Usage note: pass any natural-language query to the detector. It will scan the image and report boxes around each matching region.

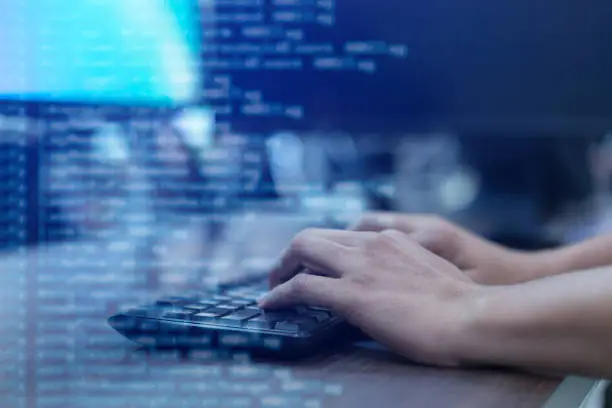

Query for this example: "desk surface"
[0,223,568,408]
[3,329,564,408]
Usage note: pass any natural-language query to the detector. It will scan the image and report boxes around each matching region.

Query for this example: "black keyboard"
[108,283,348,357]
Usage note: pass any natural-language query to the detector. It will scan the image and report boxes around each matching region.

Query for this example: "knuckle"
[357,212,394,230]
[436,228,456,245]
[363,232,389,251]
[413,219,458,255]
[373,229,401,247]
[349,271,376,288]
[291,230,316,253]
[380,228,407,241]
[430,222,456,244]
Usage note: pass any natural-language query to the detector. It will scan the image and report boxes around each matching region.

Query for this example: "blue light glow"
[0,0,202,105]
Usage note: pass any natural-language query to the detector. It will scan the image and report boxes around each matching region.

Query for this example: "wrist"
[448,280,571,369]
[529,248,573,278]
[437,282,493,366]
[504,249,570,284]
[446,284,510,367]
[464,250,565,286]
[448,270,612,377]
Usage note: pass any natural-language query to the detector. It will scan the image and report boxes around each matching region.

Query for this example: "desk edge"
[541,376,602,408]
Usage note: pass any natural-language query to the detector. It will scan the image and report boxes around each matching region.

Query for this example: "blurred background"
[1,0,612,406]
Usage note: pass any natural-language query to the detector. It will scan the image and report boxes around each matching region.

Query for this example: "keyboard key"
[274,322,300,333]
[183,304,212,312]
[230,299,256,306]
[262,310,295,322]
[221,310,261,327]
[244,310,306,331]
[294,316,319,329]
[244,315,274,330]
[309,311,331,323]
[296,307,331,323]
[277,316,318,333]
[193,308,232,320]
[228,301,251,308]
[216,303,242,311]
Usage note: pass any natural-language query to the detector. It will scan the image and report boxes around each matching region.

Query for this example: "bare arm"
[458,266,612,378]
[541,234,612,277]
[353,212,612,285]
[262,227,612,378]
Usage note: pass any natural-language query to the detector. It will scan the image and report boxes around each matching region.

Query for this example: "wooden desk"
[297,350,560,408]
[0,238,565,408]
[4,319,563,408]
[252,345,563,408]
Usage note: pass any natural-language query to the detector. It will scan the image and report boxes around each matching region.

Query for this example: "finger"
[268,230,355,288]
[259,274,351,312]
[407,229,460,263]
[354,213,444,238]
[352,213,431,233]
[379,229,437,255]
[350,212,398,232]
[379,228,414,244]
[298,228,378,247]
[385,229,470,281]
[380,227,456,263]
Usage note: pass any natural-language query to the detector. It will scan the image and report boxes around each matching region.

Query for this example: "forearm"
[455,267,612,378]
[537,234,612,278]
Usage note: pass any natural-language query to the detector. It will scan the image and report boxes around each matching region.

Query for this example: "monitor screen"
[0,0,203,106]
[220,0,612,134]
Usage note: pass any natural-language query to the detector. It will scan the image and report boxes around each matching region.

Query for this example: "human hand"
[351,212,557,285]
[259,228,481,367]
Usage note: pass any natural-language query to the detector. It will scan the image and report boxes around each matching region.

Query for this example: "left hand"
[259,228,482,366]
[351,212,556,285]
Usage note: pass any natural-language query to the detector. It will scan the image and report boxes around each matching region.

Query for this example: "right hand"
[260,228,482,367]
[352,212,558,285]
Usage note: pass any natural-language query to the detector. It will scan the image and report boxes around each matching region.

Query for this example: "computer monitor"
[0,0,215,250]
[2,0,609,134]
[223,0,612,135]
[0,0,204,107]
